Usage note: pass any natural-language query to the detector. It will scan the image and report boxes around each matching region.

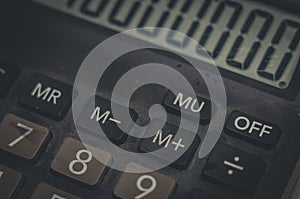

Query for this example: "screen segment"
[34,0,300,89]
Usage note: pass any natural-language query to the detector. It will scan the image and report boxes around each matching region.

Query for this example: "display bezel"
[32,0,300,100]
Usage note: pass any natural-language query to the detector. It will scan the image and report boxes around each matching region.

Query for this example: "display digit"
[80,0,108,17]
[227,10,273,70]
[272,20,300,51]
[197,1,242,58]
[197,0,212,19]
[109,0,141,27]
[258,19,300,82]
[67,0,77,8]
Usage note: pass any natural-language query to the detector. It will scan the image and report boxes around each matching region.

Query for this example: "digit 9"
[135,175,157,199]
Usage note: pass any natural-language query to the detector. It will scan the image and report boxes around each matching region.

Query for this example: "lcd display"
[34,0,300,89]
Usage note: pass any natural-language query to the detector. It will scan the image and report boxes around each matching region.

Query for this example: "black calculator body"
[0,0,299,199]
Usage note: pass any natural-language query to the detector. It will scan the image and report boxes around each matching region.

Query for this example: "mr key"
[18,73,72,120]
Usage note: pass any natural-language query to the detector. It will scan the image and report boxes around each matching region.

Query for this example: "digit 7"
[8,123,34,147]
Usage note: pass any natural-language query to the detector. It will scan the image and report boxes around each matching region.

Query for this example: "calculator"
[0,0,299,199]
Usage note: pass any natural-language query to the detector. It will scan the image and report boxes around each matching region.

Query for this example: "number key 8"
[51,138,111,187]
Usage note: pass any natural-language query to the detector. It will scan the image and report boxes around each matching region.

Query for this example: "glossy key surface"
[0,165,22,199]
[113,163,176,199]
[0,114,50,160]
[51,138,111,188]
[31,183,81,199]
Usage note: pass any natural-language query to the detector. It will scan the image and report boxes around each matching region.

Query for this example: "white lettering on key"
[31,83,51,100]
[190,99,205,113]
[109,118,121,124]
[91,107,110,124]
[152,130,185,151]
[260,125,272,137]
[47,89,62,104]
[135,175,157,199]
[249,121,262,133]
[51,194,66,199]
[173,93,192,109]
[234,116,273,138]
[234,116,250,130]
[69,149,92,175]
[224,156,244,175]
[31,83,62,104]
[171,138,185,151]
[90,107,121,124]
[152,130,173,148]
[173,92,205,113]
[8,123,34,147]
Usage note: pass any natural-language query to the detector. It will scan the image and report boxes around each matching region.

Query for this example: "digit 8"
[69,149,93,175]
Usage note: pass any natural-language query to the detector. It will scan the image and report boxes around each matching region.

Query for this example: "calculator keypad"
[0,114,50,160]
[0,56,291,198]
